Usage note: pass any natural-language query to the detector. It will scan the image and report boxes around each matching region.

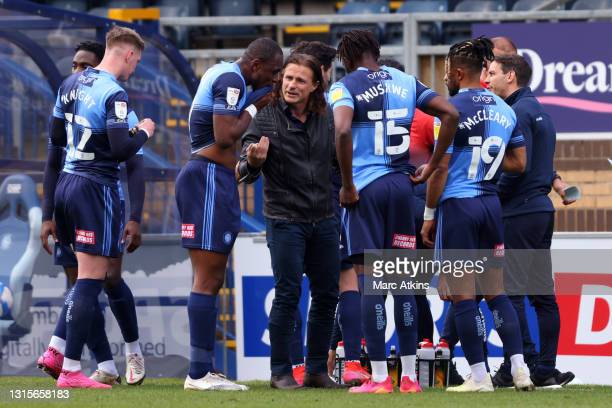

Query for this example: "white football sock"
[125,340,142,356]
[470,362,488,383]
[400,355,417,381]
[49,336,66,354]
[62,357,81,372]
[98,360,119,376]
[510,354,528,376]
[370,360,389,383]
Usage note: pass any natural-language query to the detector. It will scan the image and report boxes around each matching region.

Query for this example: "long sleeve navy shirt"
[498,87,556,217]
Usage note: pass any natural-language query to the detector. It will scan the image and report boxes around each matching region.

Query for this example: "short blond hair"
[106,26,145,51]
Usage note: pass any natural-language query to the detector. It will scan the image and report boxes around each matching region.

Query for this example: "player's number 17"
[368,108,410,156]
[64,112,94,161]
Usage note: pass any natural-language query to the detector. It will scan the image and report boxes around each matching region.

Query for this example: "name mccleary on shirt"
[459,108,513,131]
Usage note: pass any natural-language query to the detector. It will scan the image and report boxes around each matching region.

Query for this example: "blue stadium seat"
[388,1,448,45]
[103,0,144,8]
[154,0,200,16]
[571,0,612,9]
[208,0,258,37]
[512,0,563,10]
[445,0,507,45]
[0,175,40,344]
[330,1,390,47]
[48,0,88,12]
[454,0,507,11]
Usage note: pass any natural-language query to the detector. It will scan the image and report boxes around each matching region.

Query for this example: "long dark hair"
[274,53,327,115]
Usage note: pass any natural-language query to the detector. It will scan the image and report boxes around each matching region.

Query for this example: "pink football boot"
[37,347,64,379]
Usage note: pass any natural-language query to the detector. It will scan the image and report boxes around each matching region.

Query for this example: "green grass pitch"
[1,377,611,408]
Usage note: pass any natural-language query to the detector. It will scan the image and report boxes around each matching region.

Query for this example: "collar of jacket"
[278,97,312,131]
[504,86,534,106]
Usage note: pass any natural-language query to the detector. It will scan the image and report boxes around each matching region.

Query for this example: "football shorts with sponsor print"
[329,65,438,258]
[54,172,125,257]
[342,172,416,259]
[175,156,240,254]
[53,110,140,266]
[51,67,137,258]
[177,61,247,253]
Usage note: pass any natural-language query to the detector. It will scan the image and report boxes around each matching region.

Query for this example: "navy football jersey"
[52,67,134,186]
[188,62,247,153]
[329,66,438,191]
[441,88,525,202]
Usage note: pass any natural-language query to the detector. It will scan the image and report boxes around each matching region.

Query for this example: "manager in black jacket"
[487,54,574,388]
[237,53,341,390]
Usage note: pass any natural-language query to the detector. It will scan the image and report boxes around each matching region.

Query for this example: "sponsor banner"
[473,22,612,135]
[235,234,612,384]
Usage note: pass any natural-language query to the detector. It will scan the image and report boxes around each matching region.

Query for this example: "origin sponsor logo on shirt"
[75,229,96,245]
[182,224,195,239]
[392,234,416,249]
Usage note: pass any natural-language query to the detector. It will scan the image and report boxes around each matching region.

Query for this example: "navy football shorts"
[435,194,505,267]
[54,172,125,258]
[175,156,240,254]
[343,172,416,261]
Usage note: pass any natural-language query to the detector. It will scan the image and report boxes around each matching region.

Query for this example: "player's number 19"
[467,136,505,180]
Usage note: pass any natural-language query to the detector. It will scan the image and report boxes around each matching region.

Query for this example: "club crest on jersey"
[115,101,128,120]
[226,87,240,106]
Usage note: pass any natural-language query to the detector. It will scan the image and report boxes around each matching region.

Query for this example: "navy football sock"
[394,295,418,356]
[361,294,386,361]
[105,279,139,343]
[188,292,217,379]
[289,309,304,366]
[53,288,73,340]
[64,279,103,361]
[453,299,485,365]
[487,295,522,357]
[87,303,113,364]
[338,291,361,360]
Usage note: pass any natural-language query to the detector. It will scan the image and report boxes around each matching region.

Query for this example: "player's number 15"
[368,108,410,156]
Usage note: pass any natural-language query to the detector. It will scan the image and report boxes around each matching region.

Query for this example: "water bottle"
[359,338,372,374]
[434,338,451,388]
[417,339,435,388]
[387,345,399,385]
[335,341,345,383]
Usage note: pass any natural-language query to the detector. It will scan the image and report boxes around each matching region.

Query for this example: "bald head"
[491,36,518,56]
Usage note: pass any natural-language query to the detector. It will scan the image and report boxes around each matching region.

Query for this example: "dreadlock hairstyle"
[337,29,380,71]
[447,36,495,74]
[274,53,327,115]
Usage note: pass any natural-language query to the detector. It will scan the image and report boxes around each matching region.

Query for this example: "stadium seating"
[512,0,564,10]
[104,0,144,8]
[0,175,40,346]
[208,0,258,38]
[48,0,88,12]
[330,1,390,46]
[387,1,448,45]
[445,0,507,44]
[571,0,612,9]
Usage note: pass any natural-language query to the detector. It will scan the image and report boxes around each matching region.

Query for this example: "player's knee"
[193,273,225,295]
